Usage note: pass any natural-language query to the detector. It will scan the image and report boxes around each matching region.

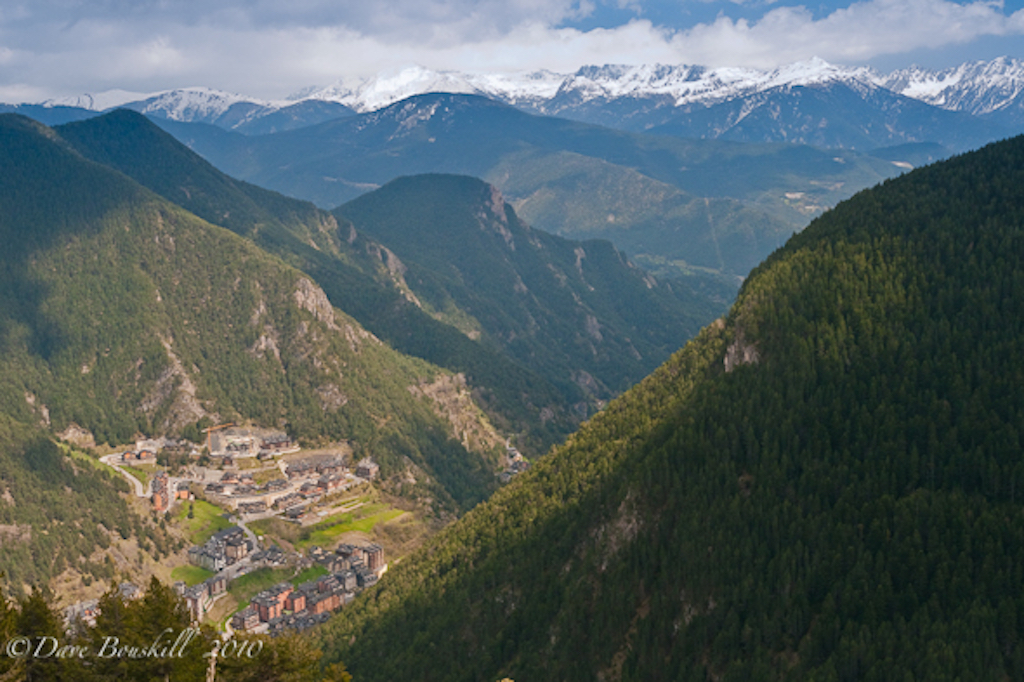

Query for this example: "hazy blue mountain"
[231,99,356,134]
[646,81,1003,151]
[116,88,356,134]
[0,103,97,126]
[335,174,721,402]
[148,93,906,281]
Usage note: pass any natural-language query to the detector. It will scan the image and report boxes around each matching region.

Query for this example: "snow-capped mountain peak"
[131,86,274,121]
[304,65,565,113]
[545,57,881,108]
[883,57,1024,115]
[305,66,480,113]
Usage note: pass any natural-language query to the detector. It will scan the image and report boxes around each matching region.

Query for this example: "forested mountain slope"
[317,134,1024,680]
[336,174,718,404]
[55,110,581,451]
[57,111,725,451]
[0,113,499,515]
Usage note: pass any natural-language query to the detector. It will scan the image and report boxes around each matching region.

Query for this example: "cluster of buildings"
[121,449,155,464]
[204,455,372,521]
[272,476,348,518]
[230,543,386,635]
[238,500,270,515]
[121,437,196,463]
[187,526,254,572]
[284,456,346,480]
[120,437,167,463]
[204,470,258,496]
[212,429,297,460]
[177,543,287,622]
[177,574,227,622]
[152,471,191,513]
[499,443,531,484]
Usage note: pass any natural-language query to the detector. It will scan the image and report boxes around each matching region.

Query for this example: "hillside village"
[109,427,379,518]
[60,422,532,638]
[64,425,399,636]
[178,525,387,635]
[229,543,386,635]
[66,539,388,637]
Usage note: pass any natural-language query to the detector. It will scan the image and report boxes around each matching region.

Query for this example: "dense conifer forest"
[313,135,1024,681]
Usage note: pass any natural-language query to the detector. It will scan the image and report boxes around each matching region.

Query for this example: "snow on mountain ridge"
[543,57,881,108]
[884,57,1024,115]
[305,66,564,112]
[17,56,1024,129]
[131,87,274,121]
[86,57,880,120]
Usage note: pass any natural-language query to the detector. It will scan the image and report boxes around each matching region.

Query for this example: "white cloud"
[0,0,1022,101]
[670,0,1024,67]
[0,83,51,103]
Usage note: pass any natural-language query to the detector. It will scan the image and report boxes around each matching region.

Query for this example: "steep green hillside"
[0,113,497,512]
[0,416,143,590]
[56,110,576,452]
[337,174,719,403]
[317,136,1024,680]
[58,111,727,452]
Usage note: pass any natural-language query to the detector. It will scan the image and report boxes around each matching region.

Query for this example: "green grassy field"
[63,445,106,470]
[298,507,405,550]
[227,567,293,605]
[247,517,282,538]
[174,499,233,545]
[171,565,215,586]
[292,565,329,585]
[120,464,151,489]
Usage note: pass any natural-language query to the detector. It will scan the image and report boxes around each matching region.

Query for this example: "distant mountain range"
[4,57,1017,307]
[143,92,907,282]
[7,57,1023,146]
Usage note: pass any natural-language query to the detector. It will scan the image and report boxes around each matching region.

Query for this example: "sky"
[0,0,1022,102]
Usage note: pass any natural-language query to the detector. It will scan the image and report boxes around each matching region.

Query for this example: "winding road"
[100,454,150,498]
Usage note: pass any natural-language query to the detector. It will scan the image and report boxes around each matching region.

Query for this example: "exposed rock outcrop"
[294,277,340,330]
[409,373,503,457]
[724,328,760,372]
[58,423,96,449]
